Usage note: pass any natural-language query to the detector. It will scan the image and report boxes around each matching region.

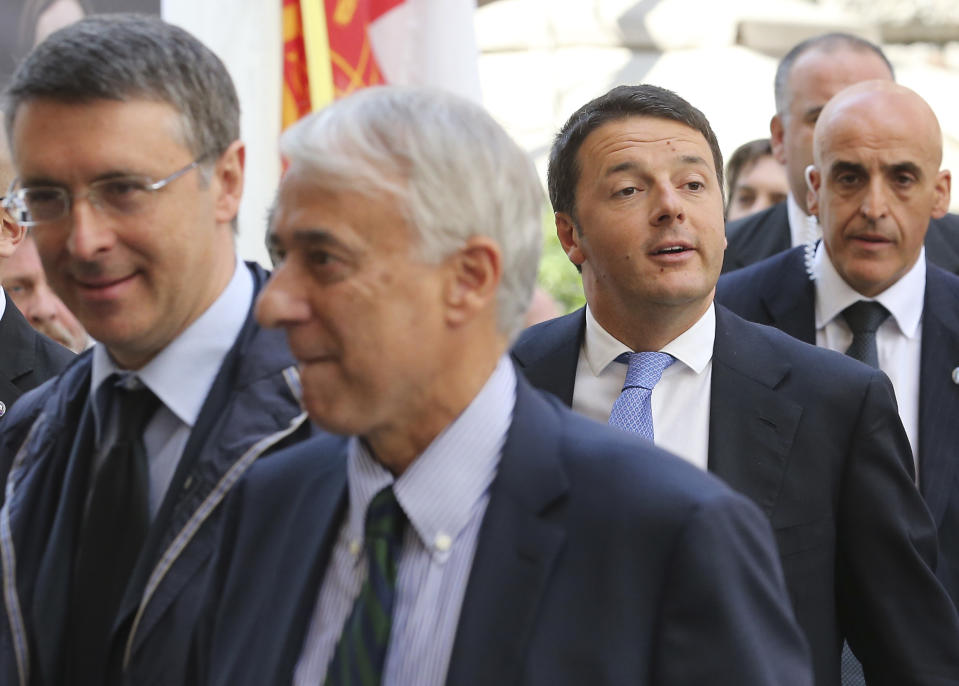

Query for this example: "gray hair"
[3,13,239,163]
[774,33,893,117]
[280,86,544,341]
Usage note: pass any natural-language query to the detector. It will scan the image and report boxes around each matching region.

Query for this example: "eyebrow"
[829,160,925,180]
[829,161,867,177]
[802,105,825,123]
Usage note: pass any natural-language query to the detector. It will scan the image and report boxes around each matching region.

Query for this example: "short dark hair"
[725,138,773,207]
[3,13,239,162]
[547,84,724,219]
[774,33,894,116]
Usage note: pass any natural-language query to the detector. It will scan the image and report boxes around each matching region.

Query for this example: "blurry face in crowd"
[726,154,789,222]
[556,116,726,328]
[10,97,243,369]
[4,233,88,352]
[256,168,453,441]
[771,46,893,214]
[808,84,950,297]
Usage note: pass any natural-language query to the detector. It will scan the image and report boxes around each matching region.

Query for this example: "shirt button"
[434,532,452,552]
[349,539,362,556]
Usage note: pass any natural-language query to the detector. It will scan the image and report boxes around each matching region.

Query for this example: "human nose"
[65,197,116,260]
[255,260,312,329]
[860,177,889,221]
[649,183,685,226]
[27,284,59,324]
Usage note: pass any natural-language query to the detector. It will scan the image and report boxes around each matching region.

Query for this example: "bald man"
[718,81,959,610]
[722,33,959,275]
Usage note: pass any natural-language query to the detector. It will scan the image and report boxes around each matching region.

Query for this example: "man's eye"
[614,187,638,197]
[100,179,146,199]
[686,181,704,191]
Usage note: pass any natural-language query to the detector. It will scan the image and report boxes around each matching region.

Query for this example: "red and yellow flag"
[281,0,405,130]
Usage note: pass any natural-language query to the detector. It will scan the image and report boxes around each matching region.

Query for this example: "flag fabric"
[282,0,481,129]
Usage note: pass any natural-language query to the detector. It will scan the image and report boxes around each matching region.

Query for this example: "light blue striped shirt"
[293,356,516,686]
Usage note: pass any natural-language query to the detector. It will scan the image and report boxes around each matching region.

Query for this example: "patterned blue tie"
[325,486,407,686]
[608,352,675,441]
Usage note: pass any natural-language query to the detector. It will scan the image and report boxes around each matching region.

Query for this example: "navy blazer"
[189,375,813,686]
[511,305,959,686]
[0,292,73,414]
[0,263,316,686]
[718,247,959,609]
[722,202,959,276]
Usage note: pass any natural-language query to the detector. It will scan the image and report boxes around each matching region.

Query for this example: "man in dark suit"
[513,83,959,685]
[0,204,73,413]
[188,86,812,686]
[718,80,959,611]
[722,32,959,275]
[0,16,313,686]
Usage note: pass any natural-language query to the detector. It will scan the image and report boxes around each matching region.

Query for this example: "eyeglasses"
[1,160,200,227]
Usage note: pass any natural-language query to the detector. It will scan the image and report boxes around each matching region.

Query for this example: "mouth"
[649,242,695,258]
[70,270,139,301]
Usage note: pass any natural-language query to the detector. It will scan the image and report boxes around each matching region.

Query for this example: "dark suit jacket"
[188,375,813,686]
[511,306,959,686]
[0,292,73,413]
[722,202,959,275]
[717,246,959,609]
[0,263,316,686]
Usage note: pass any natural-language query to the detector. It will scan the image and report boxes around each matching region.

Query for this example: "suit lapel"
[708,308,802,517]
[446,378,568,686]
[760,248,817,344]
[510,309,585,407]
[0,296,37,407]
[917,268,959,524]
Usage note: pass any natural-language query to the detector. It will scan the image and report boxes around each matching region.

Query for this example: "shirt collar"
[583,302,714,375]
[813,241,925,338]
[787,192,821,248]
[91,257,253,436]
[344,355,516,563]
[0,287,7,321]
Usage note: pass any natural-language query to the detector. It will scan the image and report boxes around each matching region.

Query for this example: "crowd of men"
[0,12,956,686]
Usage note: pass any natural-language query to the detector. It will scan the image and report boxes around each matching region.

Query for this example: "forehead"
[577,116,713,175]
[787,47,892,109]
[818,101,940,169]
[273,169,414,252]
[10,98,188,176]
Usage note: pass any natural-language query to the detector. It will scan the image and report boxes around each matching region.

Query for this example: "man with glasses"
[0,15,313,686]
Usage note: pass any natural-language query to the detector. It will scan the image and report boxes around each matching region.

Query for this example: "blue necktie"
[608,352,675,441]
[325,486,407,686]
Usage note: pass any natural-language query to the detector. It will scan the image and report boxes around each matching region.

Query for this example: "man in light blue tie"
[511,83,959,685]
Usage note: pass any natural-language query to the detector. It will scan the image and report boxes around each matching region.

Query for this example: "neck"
[365,344,504,476]
[590,293,713,352]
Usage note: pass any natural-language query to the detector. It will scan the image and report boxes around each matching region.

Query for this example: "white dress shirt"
[0,286,7,321]
[294,356,516,686]
[812,241,923,471]
[90,257,253,518]
[572,304,714,470]
[787,192,821,249]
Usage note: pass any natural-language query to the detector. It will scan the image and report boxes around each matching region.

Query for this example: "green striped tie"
[325,486,407,686]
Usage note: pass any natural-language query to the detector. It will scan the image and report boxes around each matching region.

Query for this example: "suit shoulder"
[240,432,348,499]
[716,246,807,312]
[33,329,76,374]
[551,400,750,516]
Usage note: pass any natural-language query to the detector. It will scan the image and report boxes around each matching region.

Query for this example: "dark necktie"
[68,378,159,683]
[325,486,407,686]
[839,301,888,685]
[608,351,675,441]
[842,301,890,368]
